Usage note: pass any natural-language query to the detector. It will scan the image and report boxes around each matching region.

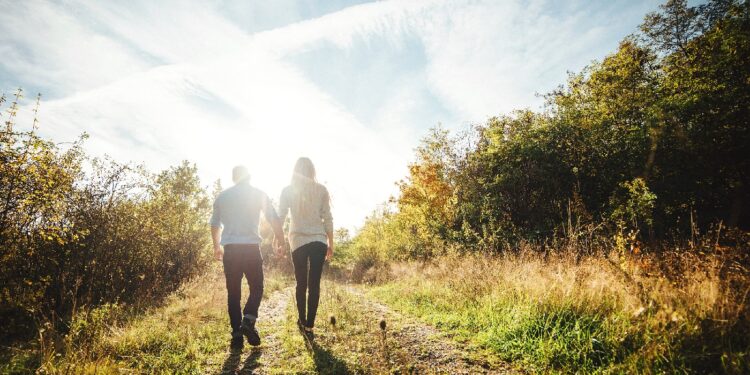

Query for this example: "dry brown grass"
[373,239,750,373]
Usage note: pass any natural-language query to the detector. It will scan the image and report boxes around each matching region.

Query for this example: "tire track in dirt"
[218,280,517,374]
[343,286,517,374]
[217,286,293,374]
[254,286,294,373]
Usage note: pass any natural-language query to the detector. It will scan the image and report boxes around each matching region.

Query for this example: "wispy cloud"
[0,0,149,95]
[0,0,658,228]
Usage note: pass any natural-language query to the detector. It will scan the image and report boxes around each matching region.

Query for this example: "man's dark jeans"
[223,244,263,333]
[292,241,327,328]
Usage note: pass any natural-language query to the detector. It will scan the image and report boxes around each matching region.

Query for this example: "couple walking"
[209,157,333,350]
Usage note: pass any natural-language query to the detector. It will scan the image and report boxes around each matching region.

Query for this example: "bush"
[0,89,211,348]
[350,0,750,261]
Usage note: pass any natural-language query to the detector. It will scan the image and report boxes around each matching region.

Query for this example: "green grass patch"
[368,274,738,374]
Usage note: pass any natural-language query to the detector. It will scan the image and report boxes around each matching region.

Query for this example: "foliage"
[335,3,750,372]
[370,241,750,374]
[609,177,657,233]
[347,0,750,264]
[0,90,212,351]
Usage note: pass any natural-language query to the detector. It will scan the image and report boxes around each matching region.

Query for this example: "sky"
[0,0,661,230]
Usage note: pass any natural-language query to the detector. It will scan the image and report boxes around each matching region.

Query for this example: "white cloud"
[416,1,634,119]
[2,0,655,228]
[74,0,252,63]
[0,0,149,94]
[31,44,404,229]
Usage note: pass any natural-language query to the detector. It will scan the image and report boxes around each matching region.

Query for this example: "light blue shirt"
[209,181,278,245]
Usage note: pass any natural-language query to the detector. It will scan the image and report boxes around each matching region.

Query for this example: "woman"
[278,157,333,338]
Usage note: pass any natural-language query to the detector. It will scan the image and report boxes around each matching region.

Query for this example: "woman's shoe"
[297,320,314,340]
[303,326,315,340]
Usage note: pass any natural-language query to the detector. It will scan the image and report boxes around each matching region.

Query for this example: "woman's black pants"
[292,241,327,328]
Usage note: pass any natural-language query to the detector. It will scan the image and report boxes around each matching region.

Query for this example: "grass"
[7,244,745,373]
[268,278,429,374]
[271,284,359,374]
[3,261,468,373]
[100,272,229,373]
[367,249,750,374]
[101,266,292,373]
[0,264,292,374]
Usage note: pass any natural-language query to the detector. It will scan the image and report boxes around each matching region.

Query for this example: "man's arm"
[262,194,286,256]
[211,226,223,261]
[277,187,289,225]
[271,218,285,255]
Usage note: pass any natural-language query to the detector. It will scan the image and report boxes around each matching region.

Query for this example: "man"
[210,165,284,350]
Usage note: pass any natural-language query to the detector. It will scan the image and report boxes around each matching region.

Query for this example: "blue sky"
[0,0,661,229]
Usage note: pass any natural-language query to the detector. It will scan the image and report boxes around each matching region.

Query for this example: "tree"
[641,0,702,55]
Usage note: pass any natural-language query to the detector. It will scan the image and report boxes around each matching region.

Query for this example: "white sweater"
[278,183,333,251]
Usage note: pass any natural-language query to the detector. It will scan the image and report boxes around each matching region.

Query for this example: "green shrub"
[0,90,211,350]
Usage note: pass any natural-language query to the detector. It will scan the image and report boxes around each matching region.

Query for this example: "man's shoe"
[245,327,261,346]
[241,316,261,346]
[230,331,244,350]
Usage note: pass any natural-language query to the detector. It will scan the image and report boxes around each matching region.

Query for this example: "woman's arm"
[326,229,334,261]
[321,187,333,260]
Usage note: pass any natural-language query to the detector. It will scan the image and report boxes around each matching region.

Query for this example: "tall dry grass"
[371,239,750,373]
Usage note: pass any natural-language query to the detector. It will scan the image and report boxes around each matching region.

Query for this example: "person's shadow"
[220,347,262,374]
[308,339,351,375]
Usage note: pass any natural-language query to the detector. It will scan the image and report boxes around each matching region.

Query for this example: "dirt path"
[216,276,515,374]
[342,286,515,374]
[67,268,514,373]
[217,286,293,374]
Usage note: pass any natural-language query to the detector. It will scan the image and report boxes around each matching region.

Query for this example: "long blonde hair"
[290,157,320,216]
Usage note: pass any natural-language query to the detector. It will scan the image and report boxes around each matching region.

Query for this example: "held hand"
[273,237,286,258]
[213,245,224,261]
[325,245,333,261]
